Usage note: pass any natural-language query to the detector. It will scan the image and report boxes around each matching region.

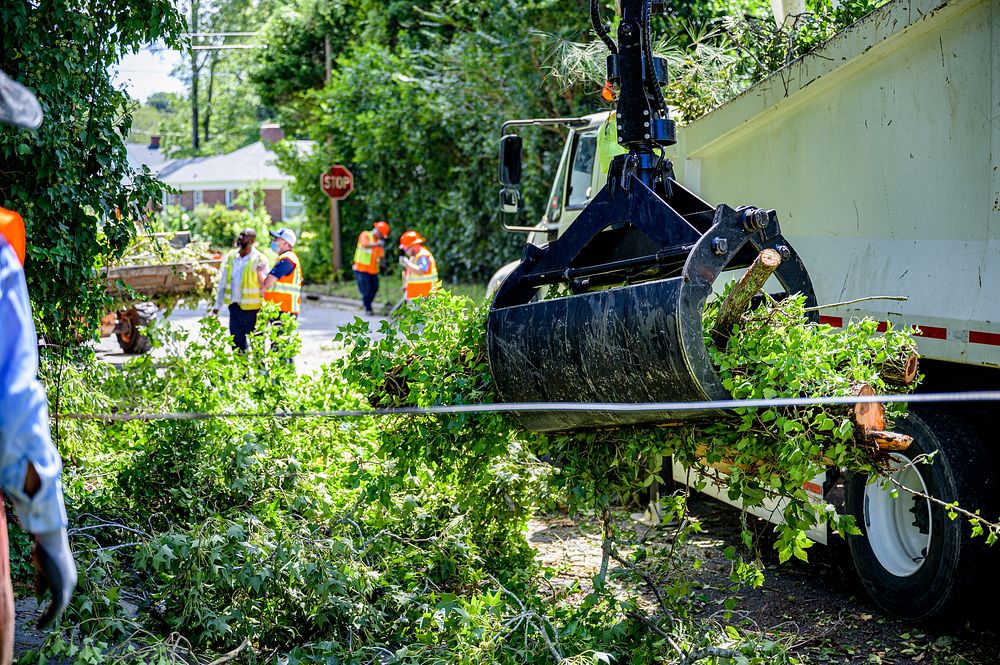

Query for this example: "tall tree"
[173,0,264,154]
[0,0,185,341]
[260,0,597,281]
[190,0,201,150]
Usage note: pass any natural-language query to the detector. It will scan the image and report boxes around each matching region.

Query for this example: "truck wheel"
[844,409,995,621]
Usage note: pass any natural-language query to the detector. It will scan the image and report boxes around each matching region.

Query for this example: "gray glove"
[34,528,77,629]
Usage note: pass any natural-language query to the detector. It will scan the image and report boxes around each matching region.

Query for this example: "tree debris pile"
[102,234,221,307]
[111,233,217,268]
[664,284,922,557]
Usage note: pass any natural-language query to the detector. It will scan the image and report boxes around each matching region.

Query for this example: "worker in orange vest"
[398,230,439,301]
[352,221,390,315]
[0,70,76,662]
[261,228,303,317]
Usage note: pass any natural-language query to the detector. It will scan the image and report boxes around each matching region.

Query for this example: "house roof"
[159,140,314,188]
[125,142,169,177]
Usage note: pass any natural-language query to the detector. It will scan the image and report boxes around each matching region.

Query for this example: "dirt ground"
[527,494,999,664]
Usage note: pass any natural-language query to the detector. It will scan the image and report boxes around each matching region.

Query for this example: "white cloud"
[110,45,185,103]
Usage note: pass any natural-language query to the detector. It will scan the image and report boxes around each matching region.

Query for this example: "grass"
[305,274,489,306]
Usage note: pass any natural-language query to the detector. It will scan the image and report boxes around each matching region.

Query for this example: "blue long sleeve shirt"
[0,239,67,534]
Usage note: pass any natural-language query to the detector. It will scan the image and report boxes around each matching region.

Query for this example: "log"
[711,248,783,348]
[868,430,913,451]
[851,382,885,435]
[877,352,920,386]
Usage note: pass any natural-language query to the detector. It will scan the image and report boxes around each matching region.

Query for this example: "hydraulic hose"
[642,0,667,116]
[591,0,618,55]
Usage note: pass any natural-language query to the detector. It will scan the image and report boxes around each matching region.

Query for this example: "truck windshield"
[566,132,597,209]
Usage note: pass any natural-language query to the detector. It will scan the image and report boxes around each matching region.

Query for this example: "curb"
[303,291,393,315]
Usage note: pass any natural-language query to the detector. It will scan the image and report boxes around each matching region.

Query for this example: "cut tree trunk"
[849,382,913,451]
[712,248,782,348]
[869,430,914,451]
[851,382,885,434]
[877,352,920,386]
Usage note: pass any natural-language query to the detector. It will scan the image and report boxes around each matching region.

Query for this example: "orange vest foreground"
[403,246,439,300]
[0,207,26,266]
[264,250,303,314]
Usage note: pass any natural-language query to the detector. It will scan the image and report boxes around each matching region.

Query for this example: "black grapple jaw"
[485,0,817,433]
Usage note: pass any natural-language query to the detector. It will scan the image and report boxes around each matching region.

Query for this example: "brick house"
[155,125,313,222]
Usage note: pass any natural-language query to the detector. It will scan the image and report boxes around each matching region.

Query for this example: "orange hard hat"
[0,207,26,266]
[398,230,425,249]
[374,220,390,237]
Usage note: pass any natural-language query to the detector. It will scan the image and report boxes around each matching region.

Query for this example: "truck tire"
[844,408,996,621]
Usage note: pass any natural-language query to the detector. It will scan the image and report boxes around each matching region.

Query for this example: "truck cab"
[488,112,609,296]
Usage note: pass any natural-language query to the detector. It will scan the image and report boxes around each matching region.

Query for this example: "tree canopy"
[1,0,185,341]
[259,0,603,282]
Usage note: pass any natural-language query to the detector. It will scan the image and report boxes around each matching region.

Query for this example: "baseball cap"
[269,228,297,247]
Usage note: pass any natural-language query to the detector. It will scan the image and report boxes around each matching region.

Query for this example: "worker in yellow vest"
[398,230,439,300]
[261,228,303,316]
[212,228,269,351]
[352,220,390,315]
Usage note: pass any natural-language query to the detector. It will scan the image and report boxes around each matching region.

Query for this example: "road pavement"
[94,296,387,374]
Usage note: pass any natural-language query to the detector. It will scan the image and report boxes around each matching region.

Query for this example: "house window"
[193,190,203,207]
[225,190,236,209]
[282,190,305,220]
[164,192,183,208]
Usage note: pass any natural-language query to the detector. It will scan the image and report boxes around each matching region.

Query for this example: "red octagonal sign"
[321,164,354,200]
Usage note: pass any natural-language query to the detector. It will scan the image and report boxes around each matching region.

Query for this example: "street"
[94,296,386,374]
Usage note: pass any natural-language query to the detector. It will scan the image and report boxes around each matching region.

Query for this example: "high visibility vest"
[0,207,26,266]
[403,246,439,300]
[223,248,266,310]
[264,250,303,314]
[596,112,626,176]
[352,231,383,274]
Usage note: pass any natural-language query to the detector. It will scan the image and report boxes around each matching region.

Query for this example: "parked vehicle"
[490,0,999,621]
[101,232,220,353]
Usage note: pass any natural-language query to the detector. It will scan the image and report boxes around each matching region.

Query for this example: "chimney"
[148,135,160,150]
[260,123,284,145]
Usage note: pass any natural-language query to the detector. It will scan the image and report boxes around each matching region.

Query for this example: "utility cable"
[52,390,1000,423]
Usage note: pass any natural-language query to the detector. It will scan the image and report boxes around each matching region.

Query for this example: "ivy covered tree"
[0,0,185,342]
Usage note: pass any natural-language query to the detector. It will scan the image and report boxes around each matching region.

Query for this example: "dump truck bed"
[672,0,1000,367]
[103,260,220,298]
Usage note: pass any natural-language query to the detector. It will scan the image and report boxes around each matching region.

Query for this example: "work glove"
[33,528,77,629]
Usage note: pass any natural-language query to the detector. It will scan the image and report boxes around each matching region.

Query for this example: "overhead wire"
[52,390,1000,422]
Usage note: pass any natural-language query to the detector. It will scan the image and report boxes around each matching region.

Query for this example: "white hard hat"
[269,228,297,247]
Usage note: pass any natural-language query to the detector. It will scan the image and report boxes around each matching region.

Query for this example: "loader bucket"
[486,176,816,433]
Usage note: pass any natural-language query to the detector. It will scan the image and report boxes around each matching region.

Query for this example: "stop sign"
[321,165,354,200]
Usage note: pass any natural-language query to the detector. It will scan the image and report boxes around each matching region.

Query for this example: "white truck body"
[672,0,1000,368]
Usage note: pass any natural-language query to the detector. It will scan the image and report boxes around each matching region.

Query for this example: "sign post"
[320,165,354,273]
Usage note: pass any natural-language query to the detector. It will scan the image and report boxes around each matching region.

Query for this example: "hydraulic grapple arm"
[486,0,817,433]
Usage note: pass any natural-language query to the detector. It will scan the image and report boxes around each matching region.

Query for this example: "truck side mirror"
[499,134,523,187]
[499,187,522,215]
